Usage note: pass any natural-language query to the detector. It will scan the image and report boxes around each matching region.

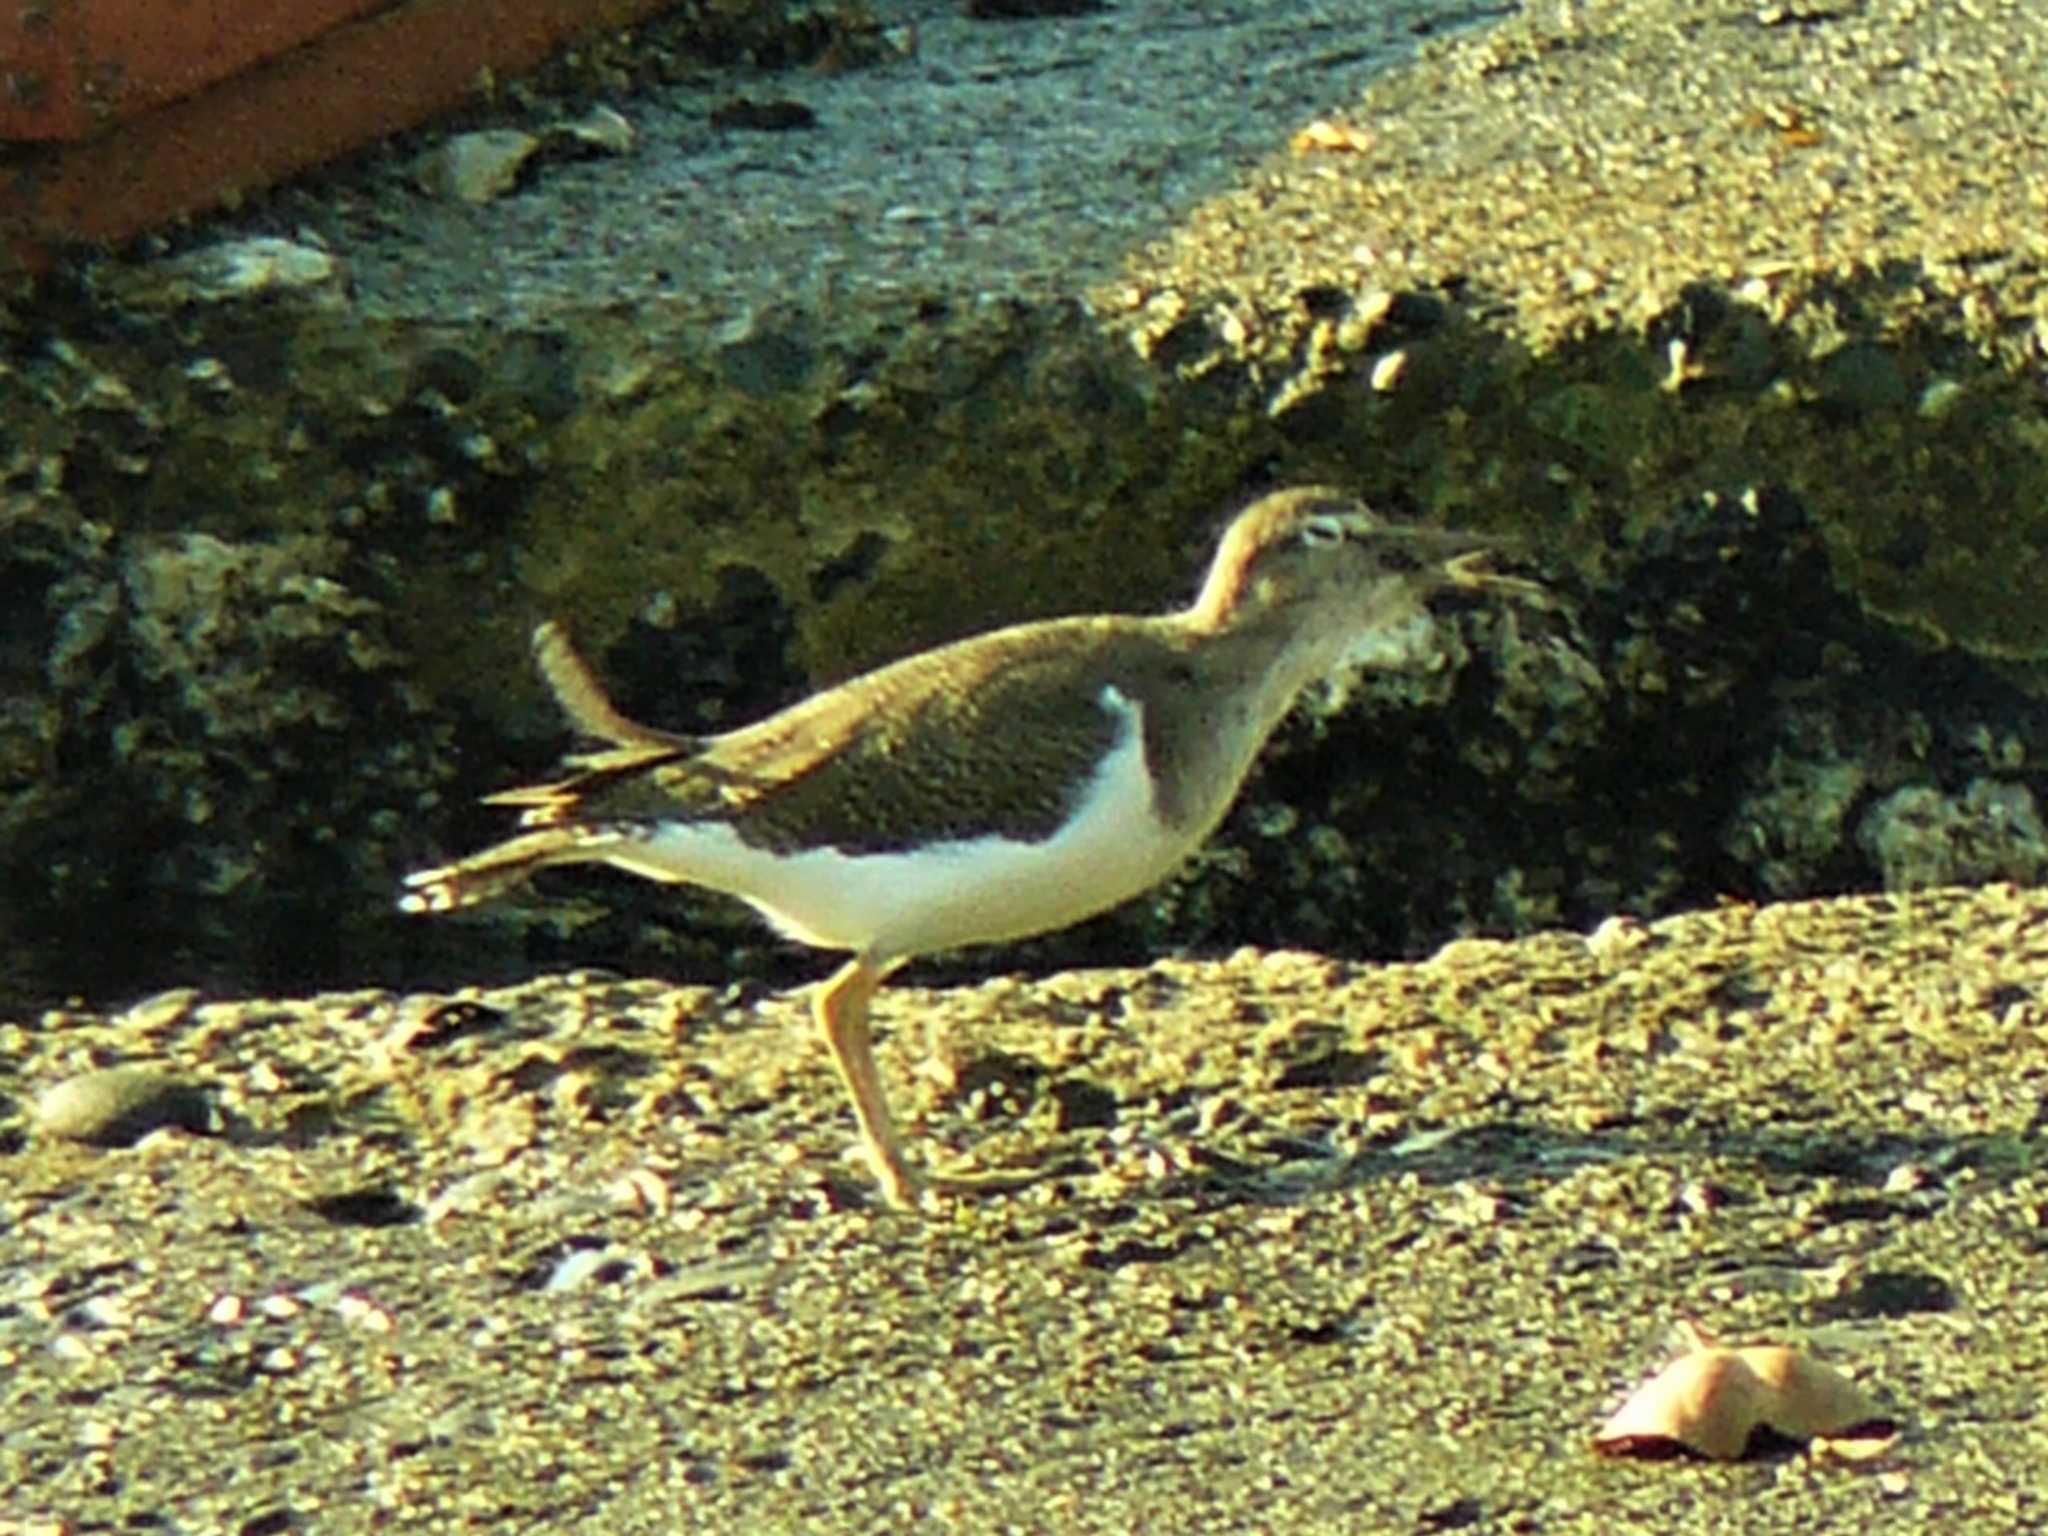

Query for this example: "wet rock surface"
[4,883,2045,1530]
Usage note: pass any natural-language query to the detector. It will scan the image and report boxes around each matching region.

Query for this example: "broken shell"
[1594,1324,1892,1461]
[1290,118,1374,156]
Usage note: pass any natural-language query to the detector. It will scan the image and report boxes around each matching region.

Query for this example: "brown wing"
[486,616,1184,852]
[591,617,1181,854]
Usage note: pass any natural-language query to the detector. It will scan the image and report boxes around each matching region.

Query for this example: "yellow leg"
[813,957,920,1209]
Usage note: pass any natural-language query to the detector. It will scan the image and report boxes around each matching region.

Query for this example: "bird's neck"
[1178,579,1436,731]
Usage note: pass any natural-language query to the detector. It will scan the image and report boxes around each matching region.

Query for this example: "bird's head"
[1185,486,1523,636]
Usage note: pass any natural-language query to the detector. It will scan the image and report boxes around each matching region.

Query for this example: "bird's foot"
[860,1151,1048,1212]
[915,1157,1050,1206]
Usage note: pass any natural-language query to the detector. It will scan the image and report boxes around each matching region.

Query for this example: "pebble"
[98,237,343,309]
[553,105,635,156]
[414,130,542,204]
[32,1065,216,1146]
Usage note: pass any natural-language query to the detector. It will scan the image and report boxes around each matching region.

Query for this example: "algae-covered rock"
[0,494,458,1002]
[1859,778,2048,890]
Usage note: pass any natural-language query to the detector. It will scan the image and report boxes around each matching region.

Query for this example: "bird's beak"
[1439,546,1551,606]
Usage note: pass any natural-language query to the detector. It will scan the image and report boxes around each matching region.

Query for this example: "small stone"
[1882,1162,1931,1195]
[1916,378,1965,419]
[104,237,342,308]
[116,986,202,1034]
[611,1167,673,1215]
[187,238,337,299]
[33,1065,215,1146]
[1584,914,1651,965]
[415,130,542,204]
[553,105,635,156]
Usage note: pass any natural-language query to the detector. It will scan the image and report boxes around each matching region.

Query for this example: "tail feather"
[400,622,697,913]
[470,620,700,828]
[398,826,614,913]
[479,739,690,828]
[531,621,692,750]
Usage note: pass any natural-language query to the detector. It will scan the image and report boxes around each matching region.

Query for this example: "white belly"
[602,694,1191,963]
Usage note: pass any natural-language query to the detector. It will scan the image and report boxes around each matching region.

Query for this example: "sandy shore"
[6,881,2044,1531]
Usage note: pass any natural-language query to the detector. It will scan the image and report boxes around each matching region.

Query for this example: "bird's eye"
[1300,515,1348,548]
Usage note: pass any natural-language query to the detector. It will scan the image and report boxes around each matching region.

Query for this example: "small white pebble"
[337,1292,396,1334]
[611,1167,673,1216]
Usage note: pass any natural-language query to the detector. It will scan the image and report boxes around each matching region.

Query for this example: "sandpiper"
[401,487,1535,1207]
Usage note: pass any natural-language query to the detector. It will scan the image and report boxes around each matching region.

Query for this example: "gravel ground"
[251,0,2047,362]
[1104,0,2048,354]
[287,0,1491,325]
[5,882,2045,1532]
